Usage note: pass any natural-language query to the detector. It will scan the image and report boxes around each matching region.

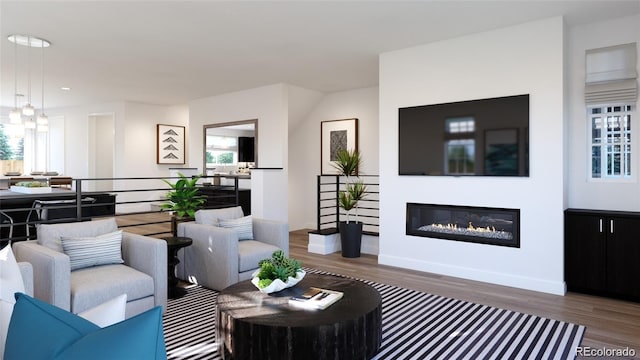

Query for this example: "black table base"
[161,236,192,299]
[217,273,382,360]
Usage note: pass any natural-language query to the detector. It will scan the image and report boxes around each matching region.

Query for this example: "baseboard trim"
[378,254,566,295]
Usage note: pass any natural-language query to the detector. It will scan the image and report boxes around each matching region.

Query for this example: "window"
[0,122,25,174]
[444,117,475,175]
[205,135,238,167]
[589,104,635,179]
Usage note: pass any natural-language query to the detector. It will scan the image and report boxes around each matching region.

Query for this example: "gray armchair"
[176,206,288,291]
[12,218,167,318]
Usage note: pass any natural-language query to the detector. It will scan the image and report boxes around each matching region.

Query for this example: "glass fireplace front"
[406,203,520,247]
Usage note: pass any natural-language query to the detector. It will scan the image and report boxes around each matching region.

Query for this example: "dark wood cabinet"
[565,209,640,301]
[197,187,251,215]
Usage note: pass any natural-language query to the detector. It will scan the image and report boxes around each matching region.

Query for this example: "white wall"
[567,14,640,211]
[379,17,566,294]
[188,84,289,222]
[49,102,125,179]
[288,86,379,230]
[48,101,188,210]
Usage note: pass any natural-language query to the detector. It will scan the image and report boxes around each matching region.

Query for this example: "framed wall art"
[157,124,186,164]
[320,118,358,175]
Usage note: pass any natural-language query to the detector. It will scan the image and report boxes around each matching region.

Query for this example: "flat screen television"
[398,94,529,176]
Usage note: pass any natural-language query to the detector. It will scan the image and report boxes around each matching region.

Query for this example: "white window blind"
[585,43,637,104]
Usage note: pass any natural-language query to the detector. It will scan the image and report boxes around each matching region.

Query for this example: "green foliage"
[332,148,361,176]
[205,151,214,164]
[0,124,14,160]
[338,180,366,211]
[255,250,302,288]
[15,181,47,187]
[332,149,367,223]
[159,173,206,218]
[217,152,234,164]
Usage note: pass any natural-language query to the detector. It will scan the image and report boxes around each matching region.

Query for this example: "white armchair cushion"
[78,294,127,327]
[195,206,244,225]
[61,230,124,270]
[38,217,119,252]
[219,215,253,240]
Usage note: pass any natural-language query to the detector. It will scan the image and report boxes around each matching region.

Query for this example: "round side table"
[217,273,382,359]
[161,236,193,299]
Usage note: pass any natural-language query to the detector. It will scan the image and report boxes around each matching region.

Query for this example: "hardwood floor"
[288,230,640,357]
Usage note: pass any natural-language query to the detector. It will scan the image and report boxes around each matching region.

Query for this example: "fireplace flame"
[419,222,512,240]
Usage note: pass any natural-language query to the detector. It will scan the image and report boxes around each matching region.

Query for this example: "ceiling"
[1,1,639,111]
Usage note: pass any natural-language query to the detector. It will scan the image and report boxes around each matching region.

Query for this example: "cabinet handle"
[610,219,614,234]
[599,219,603,233]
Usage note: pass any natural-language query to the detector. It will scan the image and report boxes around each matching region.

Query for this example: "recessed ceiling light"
[60,87,71,91]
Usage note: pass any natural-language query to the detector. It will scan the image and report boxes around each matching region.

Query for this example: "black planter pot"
[339,221,363,258]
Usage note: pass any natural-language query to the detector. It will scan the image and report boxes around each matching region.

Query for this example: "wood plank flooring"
[288,230,640,357]
[117,214,639,357]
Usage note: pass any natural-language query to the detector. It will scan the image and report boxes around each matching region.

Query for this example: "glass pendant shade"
[22,104,35,116]
[9,108,22,123]
[24,119,36,129]
[37,113,48,125]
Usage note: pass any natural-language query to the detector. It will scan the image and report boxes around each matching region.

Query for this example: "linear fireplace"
[406,203,520,247]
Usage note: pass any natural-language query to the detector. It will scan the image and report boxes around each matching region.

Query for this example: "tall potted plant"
[160,173,206,235]
[333,149,367,258]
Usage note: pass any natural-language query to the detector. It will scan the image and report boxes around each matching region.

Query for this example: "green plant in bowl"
[15,181,47,187]
[254,250,303,290]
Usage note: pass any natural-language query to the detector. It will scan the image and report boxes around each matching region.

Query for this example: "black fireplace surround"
[406,203,520,248]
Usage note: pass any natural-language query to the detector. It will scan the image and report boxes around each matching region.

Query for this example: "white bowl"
[251,269,306,294]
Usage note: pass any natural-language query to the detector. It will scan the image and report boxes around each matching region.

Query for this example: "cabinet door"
[565,212,607,292]
[606,216,640,298]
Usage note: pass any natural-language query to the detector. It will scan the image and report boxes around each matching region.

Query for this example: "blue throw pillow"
[4,293,98,359]
[4,293,166,360]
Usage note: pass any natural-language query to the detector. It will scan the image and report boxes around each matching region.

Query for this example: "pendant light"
[22,35,35,116]
[9,36,21,123]
[37,38,48,126]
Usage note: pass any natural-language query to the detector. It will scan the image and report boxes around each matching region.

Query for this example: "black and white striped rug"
[163,269,585,359]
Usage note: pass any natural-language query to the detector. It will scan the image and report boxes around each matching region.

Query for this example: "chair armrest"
[121,232,168,312]
[12,241,71,311]
[178,222,240,290]
[18,262,33,297]
[253,218,289,256]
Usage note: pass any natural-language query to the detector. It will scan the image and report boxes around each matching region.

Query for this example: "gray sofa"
[13,218,167,317]
[176,206,288,291]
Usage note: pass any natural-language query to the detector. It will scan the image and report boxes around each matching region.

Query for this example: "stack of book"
[288,287,343,310]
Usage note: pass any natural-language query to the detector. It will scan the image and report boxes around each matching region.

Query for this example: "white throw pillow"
[218,215,253,240]
[78,294,127,328]
[0,245,25,359]
[61,230,124,270]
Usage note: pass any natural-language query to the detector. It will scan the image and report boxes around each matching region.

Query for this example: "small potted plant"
[160,173,206,234]
[333,149,367,258]
[251,250,305,293]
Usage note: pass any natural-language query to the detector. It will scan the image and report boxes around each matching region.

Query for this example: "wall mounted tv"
[398,94,529,177]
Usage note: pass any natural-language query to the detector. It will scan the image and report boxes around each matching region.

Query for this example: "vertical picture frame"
[157,124,186,164]
[320,118,358,175]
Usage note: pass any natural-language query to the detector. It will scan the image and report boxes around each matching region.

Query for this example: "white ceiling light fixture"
[9,37,21,123]
[7,34,51,118]
[22,35,35,116]
[24,118,36,129]
[37,38,48,126]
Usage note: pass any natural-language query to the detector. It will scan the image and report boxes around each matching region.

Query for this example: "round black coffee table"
[216,272,382,360]
[161,236,192,299]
